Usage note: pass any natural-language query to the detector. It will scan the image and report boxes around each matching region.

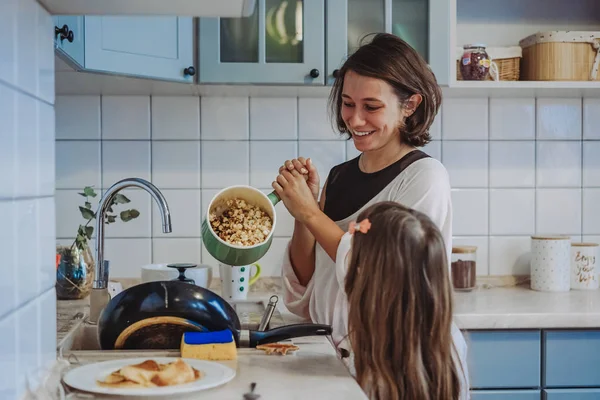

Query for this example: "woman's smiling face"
[340,70,405,153]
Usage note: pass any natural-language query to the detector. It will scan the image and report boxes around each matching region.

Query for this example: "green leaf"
[120,210,132,222]
[85,226,94,239]
[106,215,116,223]
[76,233,85,243]
[129,209,140,219]
[114,194,130,204]
[78,192,87,197]
[83,186,97,197]
[79,206,95,220]
[85,201,92,209]
[107,206,113,213]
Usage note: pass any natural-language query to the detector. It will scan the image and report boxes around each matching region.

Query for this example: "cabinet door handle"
[54,24,68,39]
[65,30,74,43]
[184,66,196,76]
[309,68,320,78]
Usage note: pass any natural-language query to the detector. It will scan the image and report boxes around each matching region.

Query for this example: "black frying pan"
[97,281,331,350]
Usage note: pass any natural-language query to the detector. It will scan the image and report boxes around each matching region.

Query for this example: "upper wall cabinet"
[54,16,195,83]
[198,0,326,85]
[326,0,450,85]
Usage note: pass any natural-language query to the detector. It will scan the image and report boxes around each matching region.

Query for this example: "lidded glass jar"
[451,246,477,291]
[460,44,491,81]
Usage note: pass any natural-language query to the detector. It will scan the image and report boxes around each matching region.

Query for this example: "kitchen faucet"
[88,178,172,324]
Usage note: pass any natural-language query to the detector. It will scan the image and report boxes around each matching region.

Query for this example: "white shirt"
[280,157,470,398]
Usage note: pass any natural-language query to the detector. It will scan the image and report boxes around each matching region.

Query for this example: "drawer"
[544,330,600,387]
[544,388,600,399]
[467,330,541,389]
[471,390,541,400]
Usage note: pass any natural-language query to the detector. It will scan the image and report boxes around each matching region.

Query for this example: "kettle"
[201,186,280,267]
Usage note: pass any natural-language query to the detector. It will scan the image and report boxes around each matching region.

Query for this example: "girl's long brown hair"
[344,201,462,400]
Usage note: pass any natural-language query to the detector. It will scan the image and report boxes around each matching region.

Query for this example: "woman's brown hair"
[344,201,462,400]
[329,33,442,147]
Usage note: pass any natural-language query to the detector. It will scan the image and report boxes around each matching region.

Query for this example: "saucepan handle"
[248,323,332,347]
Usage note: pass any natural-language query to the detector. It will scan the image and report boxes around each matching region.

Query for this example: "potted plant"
[56,186,140,300]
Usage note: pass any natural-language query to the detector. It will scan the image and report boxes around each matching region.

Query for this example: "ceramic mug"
[219,262,261,301]
[570,243,599,290]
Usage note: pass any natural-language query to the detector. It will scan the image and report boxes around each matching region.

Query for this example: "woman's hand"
[272,168,321,224]
[280,157,320,201]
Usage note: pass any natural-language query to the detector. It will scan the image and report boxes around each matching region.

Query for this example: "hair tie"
[348,218,371,234]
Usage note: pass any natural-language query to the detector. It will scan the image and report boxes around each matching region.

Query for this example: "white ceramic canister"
[570,243,599,290]
[530,236,571,292]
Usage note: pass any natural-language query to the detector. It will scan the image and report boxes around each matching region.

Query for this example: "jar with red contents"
[460,44,491,80]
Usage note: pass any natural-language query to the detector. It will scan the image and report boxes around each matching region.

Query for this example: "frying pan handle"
[249,323,332,347]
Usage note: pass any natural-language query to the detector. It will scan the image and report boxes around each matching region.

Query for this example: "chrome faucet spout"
[88,177,172,324]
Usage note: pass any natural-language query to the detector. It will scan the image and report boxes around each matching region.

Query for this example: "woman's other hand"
[280,157,320,201]
[272,168,321,224]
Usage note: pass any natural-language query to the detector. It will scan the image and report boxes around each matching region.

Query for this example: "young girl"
[336,201,468,400]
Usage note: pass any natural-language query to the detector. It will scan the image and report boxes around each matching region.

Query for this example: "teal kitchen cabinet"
[54,16,85,67]
[470,390,541,400]
[544,389,600,399]
[54,16,194,83]
[198,0,326,85]
[466,330,541,389]
[544,330,600,388]
[326,0,450,85]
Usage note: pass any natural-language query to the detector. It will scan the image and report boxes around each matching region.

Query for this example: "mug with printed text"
[570,243,598,290]
[219,263,261,301]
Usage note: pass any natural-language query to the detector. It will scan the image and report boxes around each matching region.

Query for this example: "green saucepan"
[202,186,280,266]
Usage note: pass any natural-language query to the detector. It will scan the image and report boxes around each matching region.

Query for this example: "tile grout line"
[533,97,538,238]
[149,96,154,263]
[580,97,584,242]
[199,95,203,264]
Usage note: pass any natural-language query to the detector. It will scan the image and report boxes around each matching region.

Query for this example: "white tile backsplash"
[55,141,102,189]
[489,98,535,140]
[298,98,339,140]
[536,141,582,187]
[489,141,535,188]
[250,141,298,188]
[537,98,582,140]
[583,98,600,140]
[53,94,599,282]
[3,0,56,391]
[55,96,101,139]
[201,141,249,188]
[102,141,151,187]
[152,141,201,188]
[201,97,249,140]
[101,96,150,140]
[152,96,200,140]
[250,97,298,140]
[442,98,488,140]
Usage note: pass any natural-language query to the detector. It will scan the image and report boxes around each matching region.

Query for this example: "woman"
[272,33,455,351]
[339,202,468,399]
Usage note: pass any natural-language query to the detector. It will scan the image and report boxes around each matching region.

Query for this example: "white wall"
[54,94,600,279]
[0,0,57,398]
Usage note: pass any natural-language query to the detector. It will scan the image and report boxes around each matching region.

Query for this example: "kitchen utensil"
[62,357,235,397]
[243,382,261,400]
[219,262,261,301]
[258,295,278,331]
[201,185,280,267]
[97,281,331,350]
[141,263,213,288]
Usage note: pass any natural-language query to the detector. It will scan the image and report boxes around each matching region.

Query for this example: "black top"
[323,150,430,221]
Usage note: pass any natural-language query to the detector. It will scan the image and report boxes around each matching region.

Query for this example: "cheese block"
[180,330,237,361]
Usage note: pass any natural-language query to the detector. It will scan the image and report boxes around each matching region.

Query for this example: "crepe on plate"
[256,343,299,355]
[97,359,203,388]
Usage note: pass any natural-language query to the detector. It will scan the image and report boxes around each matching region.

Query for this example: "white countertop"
[453,285,600,330]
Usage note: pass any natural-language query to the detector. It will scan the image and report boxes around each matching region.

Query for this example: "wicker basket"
[456,46,522,81]
[519,31,600,81]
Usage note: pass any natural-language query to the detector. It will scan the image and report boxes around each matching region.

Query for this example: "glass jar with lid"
[460,44,491,81]
[451,246,477,291]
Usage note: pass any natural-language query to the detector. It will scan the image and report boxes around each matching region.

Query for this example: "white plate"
[63,357,236,396]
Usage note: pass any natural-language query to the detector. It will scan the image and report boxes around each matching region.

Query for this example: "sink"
[58,299,284,357]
